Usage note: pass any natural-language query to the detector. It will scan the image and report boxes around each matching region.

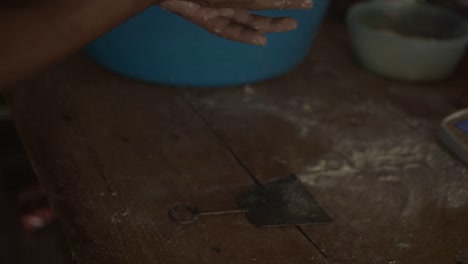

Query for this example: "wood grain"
[8,20,468,264]
[8,57,326,263]
[184,21,468,264]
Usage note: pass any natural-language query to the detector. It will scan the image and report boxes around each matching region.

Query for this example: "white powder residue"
[397,242,411,250]
[299,139,428,187]
[253,103,319,127]
[446,187,468,209]
[110,208,130,224]
[195,89,468,211]
[299,137,468,210]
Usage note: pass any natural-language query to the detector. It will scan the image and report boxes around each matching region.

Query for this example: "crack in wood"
[181,92,330,261]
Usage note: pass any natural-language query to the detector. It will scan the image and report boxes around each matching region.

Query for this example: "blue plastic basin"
[85,0,330,87]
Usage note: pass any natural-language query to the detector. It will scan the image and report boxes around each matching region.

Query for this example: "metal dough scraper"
[168,175,332,227]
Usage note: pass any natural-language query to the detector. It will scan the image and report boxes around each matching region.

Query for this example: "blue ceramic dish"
[85,0,330,87]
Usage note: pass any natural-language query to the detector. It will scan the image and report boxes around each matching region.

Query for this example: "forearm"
[0,0,156,89]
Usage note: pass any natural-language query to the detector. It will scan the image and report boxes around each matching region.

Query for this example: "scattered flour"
[299,137,468,210]
[110,209,130,224]
[446,187,468,209]
[248,103,319,129]
[397,242,412,250]
[196,87,468,210]
[299,139,428,186]
[378,175,401,183]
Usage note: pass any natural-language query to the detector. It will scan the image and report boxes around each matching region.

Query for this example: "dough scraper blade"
[237,175,332,227]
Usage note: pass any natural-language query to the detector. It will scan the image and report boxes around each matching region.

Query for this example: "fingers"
[228,11,298,32]
[205,17,267,45]
[160,0,299,46]
[214,0,313,10]
[258,17,297,32]
[207,8,297,33]
[204,13,298,45]
[258,0,313,10]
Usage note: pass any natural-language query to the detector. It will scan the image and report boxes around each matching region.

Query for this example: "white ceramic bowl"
[347,1,468,81]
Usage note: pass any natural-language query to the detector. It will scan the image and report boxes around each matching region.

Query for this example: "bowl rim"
[346,1,468,45]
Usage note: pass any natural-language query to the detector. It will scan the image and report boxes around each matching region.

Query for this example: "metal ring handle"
[168,205,200,225]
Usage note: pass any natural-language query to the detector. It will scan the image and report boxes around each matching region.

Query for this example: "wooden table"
[8,20,468,264]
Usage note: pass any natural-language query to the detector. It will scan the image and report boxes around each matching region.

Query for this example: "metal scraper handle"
[168,205,246,225]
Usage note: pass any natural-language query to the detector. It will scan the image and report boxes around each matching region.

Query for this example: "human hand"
[159,0,313,45]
